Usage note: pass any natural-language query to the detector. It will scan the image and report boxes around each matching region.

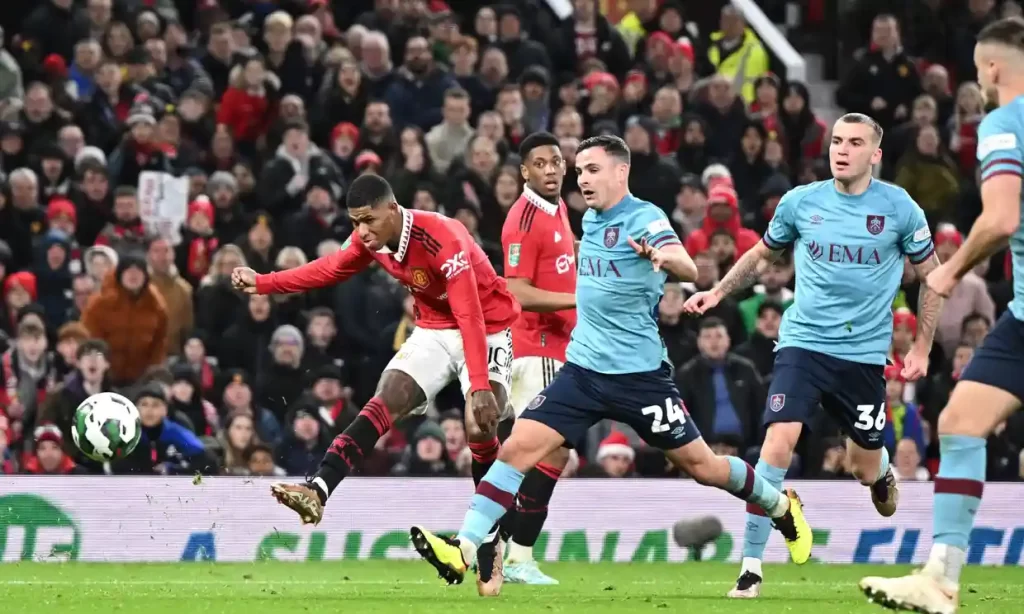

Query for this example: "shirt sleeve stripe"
[908,244,935,265]
[905,242,934,258]
[651,234,681,248]
[981,168,1024,182]
[762,233,789,249]
[981,158,1024,174]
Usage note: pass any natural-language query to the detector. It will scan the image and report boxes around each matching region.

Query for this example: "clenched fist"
[231,267,258,294]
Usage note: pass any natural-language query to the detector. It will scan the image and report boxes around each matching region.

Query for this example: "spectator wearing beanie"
[237,212,277,274]
[21,423,84,475]
[33,228,75,328]
[219,368,282,446]
[391,420,458,477]
[207,171,247,246]
[684,182,759,258]
[257,324,307,421]
[326,121,360,179]
[107,101,175,188]
[312,58,369,148]
[80,252,169,386]
[176,196,219,288]
[931,225,995,356]
[2,271,37,336]
[111,383,214,476]
[35,141,72,200]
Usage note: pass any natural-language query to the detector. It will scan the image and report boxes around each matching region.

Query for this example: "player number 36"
[854,403,887,431]
[642,398,687,433]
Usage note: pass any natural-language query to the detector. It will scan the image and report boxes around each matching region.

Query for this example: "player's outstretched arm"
[683,240,782,315]
[506,277,575,312]
[253,238,374,295]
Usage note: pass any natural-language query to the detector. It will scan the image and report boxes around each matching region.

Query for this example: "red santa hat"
[188,195,215,223]
[674,37,695,64]
[355,150,383,171]
[3,271,38,301]
[893,308,917,334]
[331,122,360,147]
[708,185,739,209]
[596,431,635,463]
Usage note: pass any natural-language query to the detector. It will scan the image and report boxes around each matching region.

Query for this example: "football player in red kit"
[231,175,520,542]
[497,132,577,587]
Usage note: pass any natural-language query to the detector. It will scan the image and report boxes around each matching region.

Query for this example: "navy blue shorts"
[520,362,703,451]
[960,311,1024,401]
[765,347,886,450]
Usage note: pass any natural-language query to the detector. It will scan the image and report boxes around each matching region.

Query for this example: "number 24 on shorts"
[643,398,687,433]
[855,403,887,431]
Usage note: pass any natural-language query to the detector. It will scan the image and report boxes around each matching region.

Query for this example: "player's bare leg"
[730,422,800,598]
[861,382,1018,614]
[271,370,426,524]
[465,380,510,596]
[411,418,564,586]
[845,439,898,517]
[503,446,569,585]
[664,436,813,565]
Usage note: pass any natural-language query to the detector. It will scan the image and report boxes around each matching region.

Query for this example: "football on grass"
[72,392,142,462]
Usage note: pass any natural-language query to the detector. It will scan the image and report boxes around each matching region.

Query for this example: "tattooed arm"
[911,253,944,353]
[712,240,786,299]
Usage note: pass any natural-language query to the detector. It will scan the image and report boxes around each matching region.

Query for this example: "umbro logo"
[810,215,824,225]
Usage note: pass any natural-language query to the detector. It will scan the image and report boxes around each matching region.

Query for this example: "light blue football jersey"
[763,179,934,365]
[976,95,1024,321]
[566,194,681,374]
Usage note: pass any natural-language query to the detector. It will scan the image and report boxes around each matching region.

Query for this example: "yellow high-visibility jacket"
[708,28,769,104]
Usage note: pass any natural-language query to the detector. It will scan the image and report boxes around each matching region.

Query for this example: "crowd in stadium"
[0,0,1021,481]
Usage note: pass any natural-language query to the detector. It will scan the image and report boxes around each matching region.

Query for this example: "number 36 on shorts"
[854,403,887,431]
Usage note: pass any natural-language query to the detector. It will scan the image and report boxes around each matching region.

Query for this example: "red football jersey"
[256,208,520,392]
[501,188,578,362]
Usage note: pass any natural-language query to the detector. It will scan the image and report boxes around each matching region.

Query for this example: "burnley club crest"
[866,215,885,235]
[604,225,620,248]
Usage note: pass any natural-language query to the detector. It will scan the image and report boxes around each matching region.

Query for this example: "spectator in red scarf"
[94,186,147,253]
[175,195,219,288]
[107,101,176,188]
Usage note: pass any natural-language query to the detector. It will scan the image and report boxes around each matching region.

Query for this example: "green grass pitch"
[1,561,1021,613]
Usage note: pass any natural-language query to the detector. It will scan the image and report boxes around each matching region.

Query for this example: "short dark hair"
[837,112,884,143]
[698,316,727,332]
[444,87,470,102]
[961,312,992,332]
[346,174,395,209]
[577,134,630,165]
[17,320,45,338]
[757,300,784,319]
[308,306,335,322]
[77,338,110,359]
[243,442,274,463]
[519,131,560,160]
[978,16,1024,50]
[282,118,309,136]
[114,185,137,199]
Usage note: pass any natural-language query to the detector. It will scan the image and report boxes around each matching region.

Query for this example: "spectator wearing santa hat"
[931,224,996,356]
[175,195,219,288]
[592,431,636,478]
[2,271,37,336]
[21,423,85,474]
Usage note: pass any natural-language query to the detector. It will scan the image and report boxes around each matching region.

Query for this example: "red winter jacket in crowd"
[217,87,275,144]
[684,187,760,257]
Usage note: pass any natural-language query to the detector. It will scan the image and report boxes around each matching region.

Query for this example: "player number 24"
[854,404,887,431]
[642,398,686,433]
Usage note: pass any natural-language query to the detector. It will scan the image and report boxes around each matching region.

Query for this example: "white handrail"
[731,0,807,83]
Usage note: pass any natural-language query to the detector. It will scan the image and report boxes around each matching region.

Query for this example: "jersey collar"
[376,206,414,261]
[522,186,559,216]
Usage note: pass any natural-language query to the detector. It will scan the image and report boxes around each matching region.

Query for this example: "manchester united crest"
[410,268,430,289]
[604,225,620,248]
[866,215,885,235]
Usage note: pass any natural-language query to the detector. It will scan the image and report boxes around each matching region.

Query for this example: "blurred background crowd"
[0,0,1022,482]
